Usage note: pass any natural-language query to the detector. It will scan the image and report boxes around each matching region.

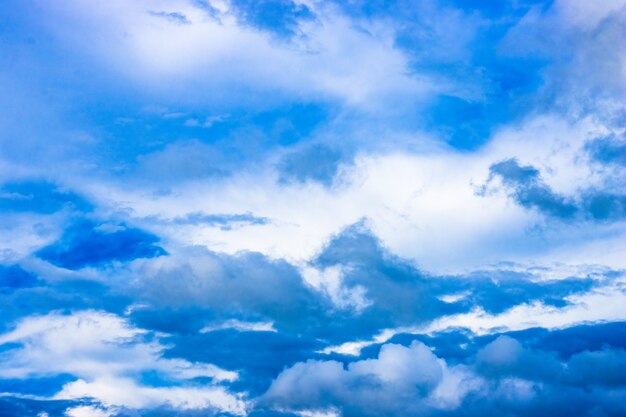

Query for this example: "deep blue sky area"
[1,1,626,416]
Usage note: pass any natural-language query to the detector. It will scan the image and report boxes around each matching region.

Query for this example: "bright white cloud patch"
[424,279,626,335]
[200,319,277,333]
[0,311,245,414]
[36,0,442,109]
[56,377,246,414]
[265,340,483,415]
[64,405,113,417]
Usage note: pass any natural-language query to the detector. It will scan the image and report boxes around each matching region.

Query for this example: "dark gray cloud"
[486,158,626,221]
[261,340,450,417]
[127,247,327,332]
[487,158,578,218]
[311,222,600,334]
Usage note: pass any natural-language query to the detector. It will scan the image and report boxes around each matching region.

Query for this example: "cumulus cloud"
[263,334,626,417]
[65,405,113,417]
[122,246,326,332]
[263,340,479,416]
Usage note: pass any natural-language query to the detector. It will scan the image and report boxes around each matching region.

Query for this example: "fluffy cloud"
[121,246,326,333]
[263,340,479,416]
[0,310,245,414]
[263,334,626,417]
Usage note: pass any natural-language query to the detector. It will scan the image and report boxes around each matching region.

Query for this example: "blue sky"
[1,1,626,416]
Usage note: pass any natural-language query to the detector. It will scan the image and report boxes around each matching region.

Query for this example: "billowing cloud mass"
[1,0,626,416]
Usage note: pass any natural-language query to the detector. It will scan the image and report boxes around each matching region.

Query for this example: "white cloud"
[265,340,483,414]
[427,364,481,410]
[83,114,626,275]
[57,377,247,414]
[424,280,626,335]
[300,265,372,312]
[0,211,68,261]
[13,1,625,276]
[200,319,277,333]
[65,405,114,417]
[322,272,626,356]
[0,310,244,413]
[320,327,417,357]
[36,0,443,109]
[0,310,236,382]
[348,341,442,387]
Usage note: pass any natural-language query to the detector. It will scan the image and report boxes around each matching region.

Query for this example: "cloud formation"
[0,310,245,414]
[2,1,626,416]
